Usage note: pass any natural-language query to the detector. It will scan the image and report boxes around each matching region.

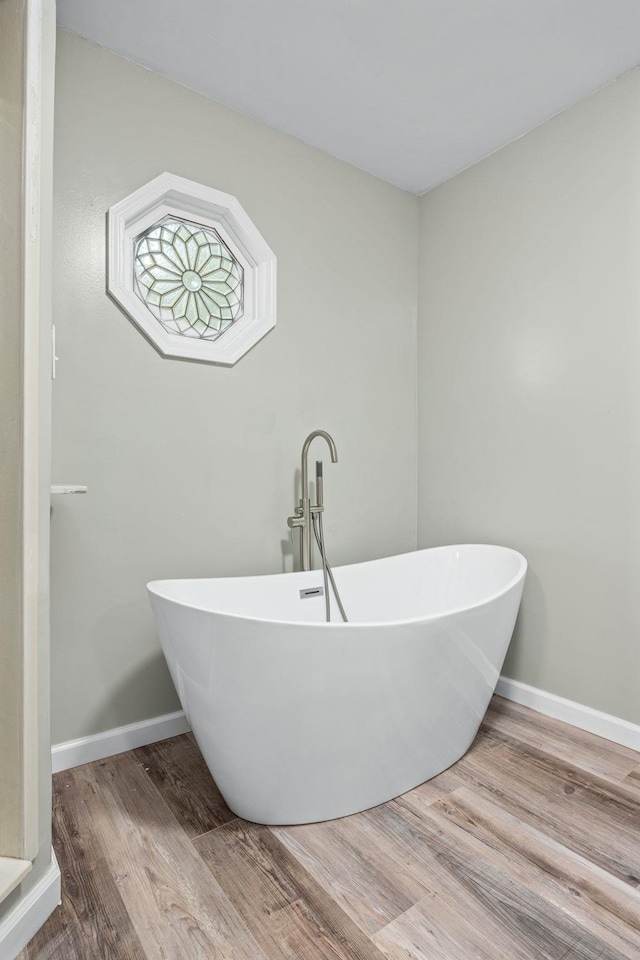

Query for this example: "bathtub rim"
[147,543,527,630]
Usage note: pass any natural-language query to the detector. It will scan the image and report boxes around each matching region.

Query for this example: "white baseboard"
[52,710,190,773]
[496,675,640,752]
[50,680,638,777]
[0,852,61,960]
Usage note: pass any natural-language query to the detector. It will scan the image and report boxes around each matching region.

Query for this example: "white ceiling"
[56,0,640,194]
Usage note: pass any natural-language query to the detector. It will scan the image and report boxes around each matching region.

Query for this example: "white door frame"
[0,0,54,899]
[21,0,46,864]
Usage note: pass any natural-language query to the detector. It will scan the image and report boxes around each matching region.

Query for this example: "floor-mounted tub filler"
[148,543,526,824]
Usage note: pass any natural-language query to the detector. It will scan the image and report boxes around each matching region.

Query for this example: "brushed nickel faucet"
[288,430,338,571]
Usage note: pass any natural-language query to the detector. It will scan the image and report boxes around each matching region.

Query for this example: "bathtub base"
[184,642,494,824]
[194,726,480,826]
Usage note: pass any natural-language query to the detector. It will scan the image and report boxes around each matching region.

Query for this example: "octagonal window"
[107,173,276,365]
[134,217,244,340]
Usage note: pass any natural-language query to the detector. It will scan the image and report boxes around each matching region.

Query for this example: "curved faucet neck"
[301,430,338,500]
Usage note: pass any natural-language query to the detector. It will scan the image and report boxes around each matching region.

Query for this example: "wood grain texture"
[369,800,634,960]
[625,765,640,790]
[17,699,640,960]
[21,770,147,960]
[485,696,640,781]
[397,766,463,808]
[195,819,388,959]
[274,804,439,935]
[19,887,91,960]
[398,787,640,958]
[134,733,235,839]
[78,752,269,960]
[452,734,640,887]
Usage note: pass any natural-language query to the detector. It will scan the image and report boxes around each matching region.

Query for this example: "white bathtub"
[148,544,526,825]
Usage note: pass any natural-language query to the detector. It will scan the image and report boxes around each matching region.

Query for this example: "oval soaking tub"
[148,544,526,825]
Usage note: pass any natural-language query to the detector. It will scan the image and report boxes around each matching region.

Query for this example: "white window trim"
[107,173,277,365]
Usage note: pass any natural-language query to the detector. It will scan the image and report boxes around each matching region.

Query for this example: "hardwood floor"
[19,697,640,959]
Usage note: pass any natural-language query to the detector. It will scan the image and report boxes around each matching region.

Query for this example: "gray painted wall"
[52,31,418,743]
[418,66,640,724]
[54,30,640,745]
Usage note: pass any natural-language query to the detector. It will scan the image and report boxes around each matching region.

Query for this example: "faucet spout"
[301,430,338,501]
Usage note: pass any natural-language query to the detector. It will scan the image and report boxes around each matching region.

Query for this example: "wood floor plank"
[73,753,270,960]
[370,799,633,960]
[194,819,388,960]
[400,785,640,958]
[279,795,629,959]
[133,733,235,839]
[396,767,463,809]
[624,766,640,791]
[19,769,147,960]
[373,894,514,960]
[485,696,640,783]
[375,893,534,960]
[450,733,640,887]
[274,806,436,935]
[18,895,87,960]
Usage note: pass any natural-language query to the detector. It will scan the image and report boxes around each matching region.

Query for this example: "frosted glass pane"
[162,287,185,308]
[185,294,198,324]
[195,246,212,273]
[199,258,224,278]
[173,236,189,270]
[186,236,198,268]
[172,289,189,318]
[199,289,222,318]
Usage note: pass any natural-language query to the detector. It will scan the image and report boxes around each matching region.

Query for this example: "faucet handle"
[287,513,304,545]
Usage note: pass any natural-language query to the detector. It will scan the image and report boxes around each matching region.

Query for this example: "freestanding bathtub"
[148,544,526,825]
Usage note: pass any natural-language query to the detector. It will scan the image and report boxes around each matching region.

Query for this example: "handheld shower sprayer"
[316,460,324,508]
